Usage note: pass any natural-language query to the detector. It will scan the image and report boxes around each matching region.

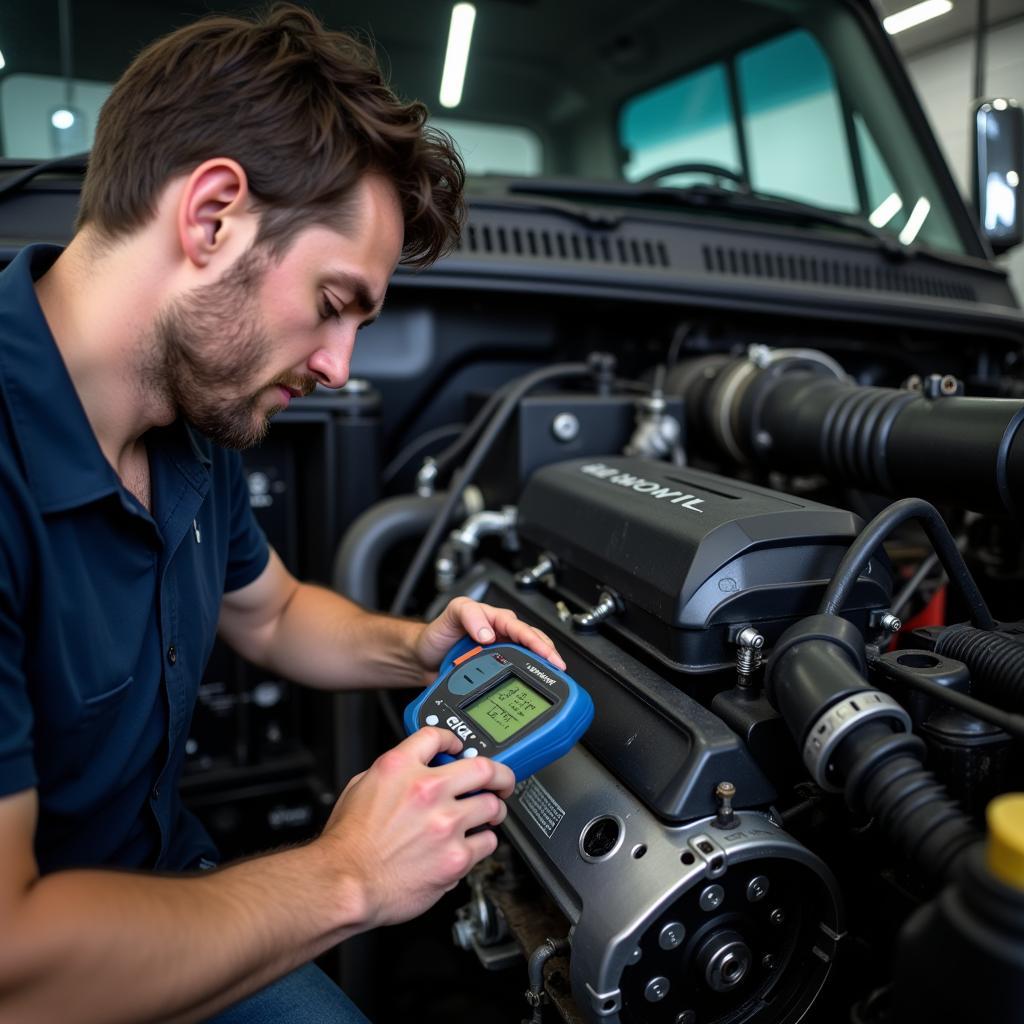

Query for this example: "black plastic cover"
[517,456,890,670]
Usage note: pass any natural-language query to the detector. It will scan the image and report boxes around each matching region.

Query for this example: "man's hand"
[320,728,515,928]
[414,596,566,681]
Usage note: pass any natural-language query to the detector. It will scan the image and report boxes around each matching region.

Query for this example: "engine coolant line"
[818,497,995,630]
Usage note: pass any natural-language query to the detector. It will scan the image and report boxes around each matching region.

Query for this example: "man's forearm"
[254,582,426,690]
[1,839,365,1024]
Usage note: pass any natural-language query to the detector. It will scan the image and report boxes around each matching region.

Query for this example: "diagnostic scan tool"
[404,637,594,780]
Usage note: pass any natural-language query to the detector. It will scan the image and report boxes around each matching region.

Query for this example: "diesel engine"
[336,346,1024,1024]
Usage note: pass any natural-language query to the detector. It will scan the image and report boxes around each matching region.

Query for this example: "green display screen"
[465,675,553,744]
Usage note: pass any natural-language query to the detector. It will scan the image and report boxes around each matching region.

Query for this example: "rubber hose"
[819,497,994,630]
[936,625,1024,709]
[332,493,452,609]
[837,723,979,884]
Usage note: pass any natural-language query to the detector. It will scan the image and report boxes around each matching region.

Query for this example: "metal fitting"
[415,457,438,497]
[515,553,557,590]
[551,412,580,443]
[435,507,518,591]
[624,389,683,462]
[803,690,912,792]
[880,612,902,634]
[571,589,623,632]
[735,627,765,685]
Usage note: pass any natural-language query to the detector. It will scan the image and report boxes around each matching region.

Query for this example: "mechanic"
[0,6,566,1023]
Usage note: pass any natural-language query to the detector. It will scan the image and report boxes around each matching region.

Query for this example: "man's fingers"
[435,753,516,800]
[458,791,508,832]
[450,597,499,644]
[494,613,566,670]
[398,725,463,765]
[464,827,500,867]
[450,600,567,670]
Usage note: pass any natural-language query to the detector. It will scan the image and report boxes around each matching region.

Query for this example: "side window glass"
[431,118,542,177]
[619,63,741,186]
[736,30,858,212]
[853,112,907,231]
[0,73,112,158]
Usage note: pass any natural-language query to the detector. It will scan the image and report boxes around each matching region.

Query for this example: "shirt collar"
[0,244,210,514]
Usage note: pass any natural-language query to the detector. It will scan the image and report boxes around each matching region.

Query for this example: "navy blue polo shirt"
[0,245,269,873]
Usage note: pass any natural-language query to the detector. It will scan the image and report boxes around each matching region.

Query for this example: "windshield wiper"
[0,153,90,201]
[508,178,908,258]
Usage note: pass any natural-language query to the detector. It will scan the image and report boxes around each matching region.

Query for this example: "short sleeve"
[0,472,37,796]
[222,450,270,593]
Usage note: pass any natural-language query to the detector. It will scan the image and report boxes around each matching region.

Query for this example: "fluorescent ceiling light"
[899,197,931,244]
[869,192,904,228]
[440,3,476,109]
[883,1,953,35]
[0,50,5,71]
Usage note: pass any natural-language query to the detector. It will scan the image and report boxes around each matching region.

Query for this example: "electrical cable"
[389,361,594,618]
[430,379,517,483]
[819,497,995,630]
[666,320,694,367]
[382,423,465,486]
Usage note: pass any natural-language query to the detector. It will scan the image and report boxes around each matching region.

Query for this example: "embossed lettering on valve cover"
[580,462,705,513]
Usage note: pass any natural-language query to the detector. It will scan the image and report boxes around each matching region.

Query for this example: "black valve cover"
[517,457,890,671]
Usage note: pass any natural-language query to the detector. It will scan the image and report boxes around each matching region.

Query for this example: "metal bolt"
[675,1012,697,1024]
[770,908,786,926]
[905,374,923,391]
[659,922,686,950]
[761,954,777,971]
[881,612,902,633]
[700,885,724,911]
[714,781,737,828]
[940,374,959,396]
[628,946,642,965]
[746,875,770,902]
[551,412,580,442]
[644,976,670,1002]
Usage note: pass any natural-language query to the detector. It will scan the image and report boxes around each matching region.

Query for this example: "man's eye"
[319,298,342,321]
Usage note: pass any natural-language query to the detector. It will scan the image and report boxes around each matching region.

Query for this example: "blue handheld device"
[403,637,594,780]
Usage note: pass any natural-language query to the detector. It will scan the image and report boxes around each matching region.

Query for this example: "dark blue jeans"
[203,963,371,1024]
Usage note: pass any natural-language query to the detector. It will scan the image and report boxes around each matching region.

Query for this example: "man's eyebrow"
[324,271,384,318]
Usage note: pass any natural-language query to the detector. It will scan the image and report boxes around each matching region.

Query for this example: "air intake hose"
[668,351,1024,515]
[934,625,1024,709]
[767,614,979,885]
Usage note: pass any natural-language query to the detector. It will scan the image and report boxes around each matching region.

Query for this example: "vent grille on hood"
[701,244,977,301]
[459,222,671,268]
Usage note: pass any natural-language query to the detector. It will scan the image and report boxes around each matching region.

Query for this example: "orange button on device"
[453,645,483,666]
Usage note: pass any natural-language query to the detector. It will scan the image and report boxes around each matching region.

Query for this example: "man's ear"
[177,159,251,269]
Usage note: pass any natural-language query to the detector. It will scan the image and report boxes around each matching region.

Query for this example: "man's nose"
[307,332,354,389]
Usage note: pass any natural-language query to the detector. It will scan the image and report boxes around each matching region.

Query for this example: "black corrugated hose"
[936,625,1024,708]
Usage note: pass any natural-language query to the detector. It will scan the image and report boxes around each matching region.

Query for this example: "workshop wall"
[903,15,1024,300]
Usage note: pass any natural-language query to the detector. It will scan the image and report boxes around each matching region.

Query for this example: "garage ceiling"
[873,0,1024,57]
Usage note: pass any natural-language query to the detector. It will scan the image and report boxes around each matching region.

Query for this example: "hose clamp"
[803,690,911,793]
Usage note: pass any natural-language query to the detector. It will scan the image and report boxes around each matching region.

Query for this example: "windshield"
[0,0,971,255]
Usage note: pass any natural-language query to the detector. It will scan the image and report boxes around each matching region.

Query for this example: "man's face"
[155,173,403,449]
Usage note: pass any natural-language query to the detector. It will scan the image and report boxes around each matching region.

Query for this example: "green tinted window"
[736,30,857,212]
[620,63,740,185]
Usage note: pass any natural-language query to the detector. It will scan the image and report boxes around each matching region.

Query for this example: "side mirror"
[973,99,1023,255]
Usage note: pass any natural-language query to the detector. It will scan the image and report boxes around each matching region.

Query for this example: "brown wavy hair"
[77,4,465,268]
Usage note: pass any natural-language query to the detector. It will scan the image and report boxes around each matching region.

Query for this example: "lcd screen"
[465,675,553,744]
